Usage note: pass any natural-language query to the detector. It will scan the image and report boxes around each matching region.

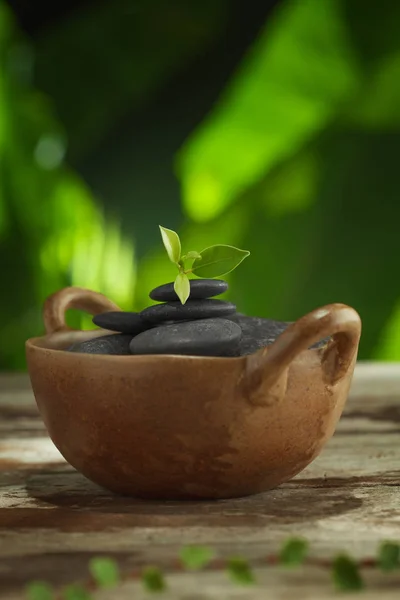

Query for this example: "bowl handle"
[43,286,121,334]
[242,303,362,405]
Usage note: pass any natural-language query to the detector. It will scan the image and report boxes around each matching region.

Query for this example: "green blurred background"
[1,0,400,370]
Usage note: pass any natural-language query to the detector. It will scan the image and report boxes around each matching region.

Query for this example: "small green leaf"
[378,541,400,571]
[227,557,255,585]
[89,557,119,587]
[159,225,181,264]
[26,581,54,600]
[142,567,166,593]
[179,545,215,570]
[185,250,202,260]
[63,585,92,600]
[174,272,190,305]
[191,245,250,278]
[332,555,364,592]
[279,537,309,566]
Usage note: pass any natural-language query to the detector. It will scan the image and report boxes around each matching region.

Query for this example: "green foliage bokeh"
[1,0,400,369]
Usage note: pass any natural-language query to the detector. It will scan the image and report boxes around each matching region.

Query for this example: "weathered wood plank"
[0,364,400,598]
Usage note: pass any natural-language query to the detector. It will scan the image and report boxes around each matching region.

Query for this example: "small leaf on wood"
[142,567,166,592]
[26,582,54,600]
[378,541,400,571]
[179,545,215,570]
[89,557,119,587]
[192,245,250,278]
[227,557,255,585]
[159,225,181,264]
[279,537,309,566]
[63,585,92,600]
[332,555,364,592]
[174,272,190,304]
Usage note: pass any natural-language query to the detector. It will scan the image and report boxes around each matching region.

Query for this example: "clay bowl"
[26,287,362,500]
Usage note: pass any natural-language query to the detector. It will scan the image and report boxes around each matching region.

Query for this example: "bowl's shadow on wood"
[21,467,363,529]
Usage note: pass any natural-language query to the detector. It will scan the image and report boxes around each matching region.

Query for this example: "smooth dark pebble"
[149,279,228,302]
[92,311,149,334]
[130,318,241,357]
[67,334,132,355]
[230,315,329,355]
[141,299,236,325]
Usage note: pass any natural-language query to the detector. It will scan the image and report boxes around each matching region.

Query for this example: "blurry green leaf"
[63,585,92,600]
[0,4,137,370]
[332,555,364,592]
[234,129,400,361]
[179,546,215,570]
[263,151,319,216]
[378,541,400,571]
[279,537,309,566]
[376,301,400,360]
[159,225,181,264]
[178,0,359,222]
[184,250,202,260]
[89,557,120,587]
[174,272,190,304]
[25,581,54,600]
[34,134,66,170]
[227,557,255,585]
[141,567,166,593]
[192,245,249,278]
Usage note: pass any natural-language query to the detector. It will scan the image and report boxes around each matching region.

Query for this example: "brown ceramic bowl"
[26,287,361,499]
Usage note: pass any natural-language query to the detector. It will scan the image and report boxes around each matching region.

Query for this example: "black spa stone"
[149,279,228,302]
[140,299,236,325]
[230,314,329,356]
[92,311,149,335]
[68,334,132,355]
[229,315,289,356]
[130,318,241,357]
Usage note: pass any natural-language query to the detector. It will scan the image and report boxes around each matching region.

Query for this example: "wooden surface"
[1,363,400,598]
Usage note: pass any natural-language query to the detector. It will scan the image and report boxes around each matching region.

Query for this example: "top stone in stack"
[149,279,228,302]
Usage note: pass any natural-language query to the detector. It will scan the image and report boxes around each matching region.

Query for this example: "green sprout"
[159,225,250,304]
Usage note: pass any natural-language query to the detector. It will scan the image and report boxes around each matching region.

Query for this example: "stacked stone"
[69,279,245,357]
[68,278,326,357]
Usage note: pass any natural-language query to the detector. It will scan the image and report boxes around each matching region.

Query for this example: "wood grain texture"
[0,365,400,598]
